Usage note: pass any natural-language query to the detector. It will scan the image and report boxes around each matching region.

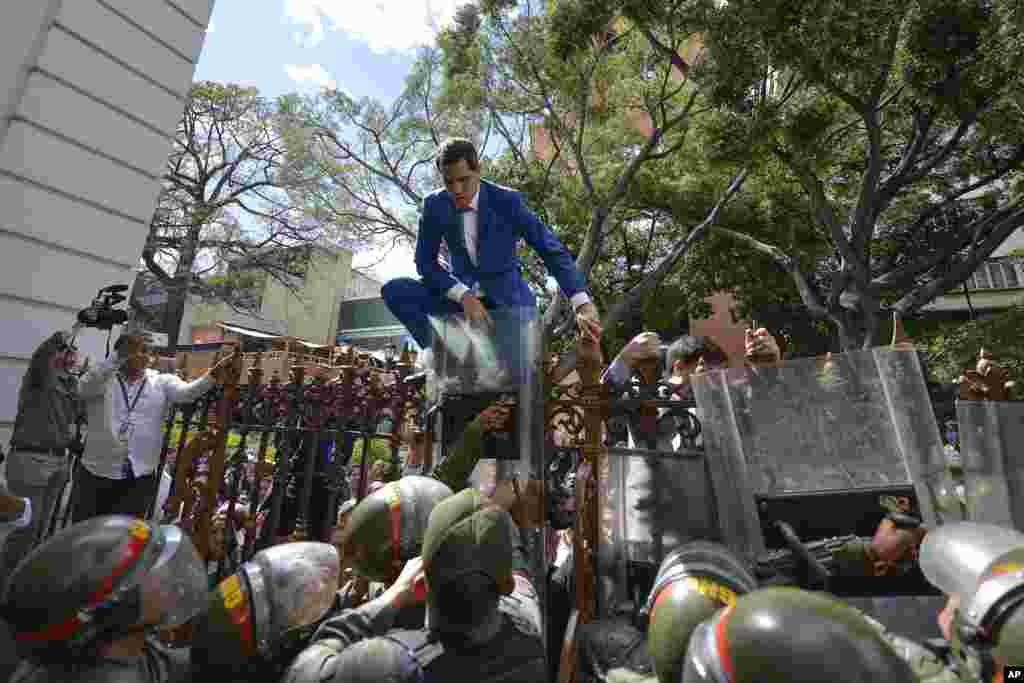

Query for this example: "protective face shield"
[919,522,1024,662]
[191,542,341,675]
[681,588,917,683]
[1,517,207,663]
[138,524,208,627]
[343,476,453,583]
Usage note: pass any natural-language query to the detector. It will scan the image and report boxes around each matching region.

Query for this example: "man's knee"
[381,277,424,306]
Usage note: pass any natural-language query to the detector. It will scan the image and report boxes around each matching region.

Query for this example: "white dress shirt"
[445,189,591,310]
[78,360,214,479]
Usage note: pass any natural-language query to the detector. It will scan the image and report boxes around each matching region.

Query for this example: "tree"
[143,82,337,351]
[292,1,751,360]
[668,0,1024,349]
[921,304,1024,386]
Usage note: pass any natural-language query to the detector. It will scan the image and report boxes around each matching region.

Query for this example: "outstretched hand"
[461,293,493,330]
[744,327,781,368]
[575,303,602,343]
[385,557,426,610]
[478,401,514,433]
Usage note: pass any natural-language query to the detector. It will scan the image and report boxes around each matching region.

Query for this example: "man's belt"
[10,445,63,455]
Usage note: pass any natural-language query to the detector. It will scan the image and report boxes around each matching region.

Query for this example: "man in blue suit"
[382,138,601,376]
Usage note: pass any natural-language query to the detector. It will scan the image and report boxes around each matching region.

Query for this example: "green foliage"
[349,438,399,482]
[921,306,1024,385]
[675,0,1024,348]
[161,425,279,465]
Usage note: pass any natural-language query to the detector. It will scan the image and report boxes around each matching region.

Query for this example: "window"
[989,262,1006,289]
[1003,262,1020,288]
[974,264,992,289]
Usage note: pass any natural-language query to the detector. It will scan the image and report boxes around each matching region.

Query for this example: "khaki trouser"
[0,449,69,585]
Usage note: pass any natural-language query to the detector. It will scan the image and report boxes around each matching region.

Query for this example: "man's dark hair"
[432,572,500,633]
[663,335,728,381]
[113,332,147,353]
[435,138,479,173]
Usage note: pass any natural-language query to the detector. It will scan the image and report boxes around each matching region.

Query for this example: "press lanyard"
[117,375,147,418]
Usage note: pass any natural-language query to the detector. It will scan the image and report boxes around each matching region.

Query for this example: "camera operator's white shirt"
[79,360,213,479]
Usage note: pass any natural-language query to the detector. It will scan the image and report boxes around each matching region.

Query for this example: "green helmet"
[1,515,207,664]
[282,636,424,683]
[681,588,917,683]
[342,476,453,583]
[191,542,340,678]
[646,542,758,683]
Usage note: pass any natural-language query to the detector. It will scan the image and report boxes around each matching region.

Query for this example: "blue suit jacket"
[414,180,586,308]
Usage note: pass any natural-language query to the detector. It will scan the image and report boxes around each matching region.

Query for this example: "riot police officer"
[282,487,545,683]
[576,541,758,683]
[1,515,208,683]
[680,588,918,683]
[189,542,341,682]
[335,475,453,624]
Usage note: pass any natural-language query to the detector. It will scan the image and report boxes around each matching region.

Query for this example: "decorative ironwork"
[151,348,420,572]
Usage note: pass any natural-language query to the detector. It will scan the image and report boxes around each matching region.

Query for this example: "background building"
[923,231,1024,320]
[0,0,215,444]
[135,244,356,347]
[334,270,415,351]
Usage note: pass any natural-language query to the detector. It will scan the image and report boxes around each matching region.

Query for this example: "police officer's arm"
[309,591,403,650]
[311,558,424,649]
[432,402,512,493]
[431,420,483,493]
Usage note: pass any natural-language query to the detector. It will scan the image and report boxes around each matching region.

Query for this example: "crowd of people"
[0,136,1018,683]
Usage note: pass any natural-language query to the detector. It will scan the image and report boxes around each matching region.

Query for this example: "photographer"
[71,323,233,522]
[0,331,82,582]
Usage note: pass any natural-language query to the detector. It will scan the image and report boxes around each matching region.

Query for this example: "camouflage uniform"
[283,488,546,683]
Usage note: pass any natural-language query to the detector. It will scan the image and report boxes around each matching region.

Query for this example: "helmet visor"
[681,621,729,683]
[250,542,340,641]
[140,525,208,627]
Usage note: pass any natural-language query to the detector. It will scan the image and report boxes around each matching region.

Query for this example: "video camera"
[77,284,130,331]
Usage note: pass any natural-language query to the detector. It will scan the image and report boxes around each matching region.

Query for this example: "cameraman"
[71,324,233,522]
[0,331,81,581]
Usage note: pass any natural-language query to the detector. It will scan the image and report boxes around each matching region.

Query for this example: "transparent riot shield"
[958,400,1024,530]
[691,348,949,564]
[427,306,548,595]
[599,388,720,616]
[429,306,543,484]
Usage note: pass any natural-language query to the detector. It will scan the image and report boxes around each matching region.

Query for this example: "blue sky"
[193,0,466,281]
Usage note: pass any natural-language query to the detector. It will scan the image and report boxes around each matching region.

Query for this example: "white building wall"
[0,0,215,443]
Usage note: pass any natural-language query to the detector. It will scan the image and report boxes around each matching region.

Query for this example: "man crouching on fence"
[71,324,234,522]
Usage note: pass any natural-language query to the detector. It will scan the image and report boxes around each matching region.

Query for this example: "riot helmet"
[1,516,207,663]
[920,522,1024,665]
[191,541,341,677]
[282,636,426,683]
[645,542,758,683]
[342,476,453,583]
[680,588,917,683]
